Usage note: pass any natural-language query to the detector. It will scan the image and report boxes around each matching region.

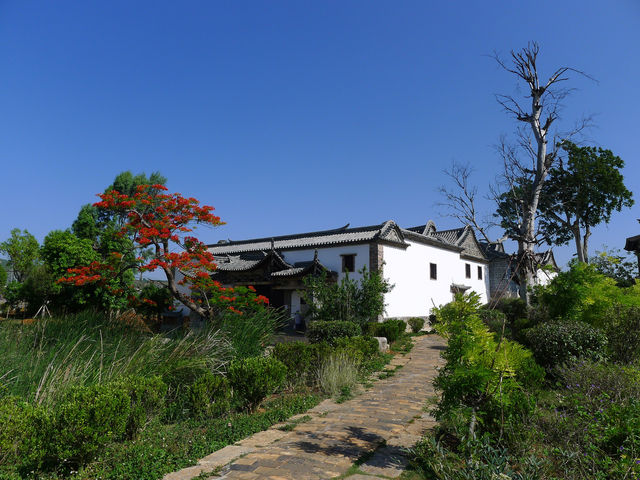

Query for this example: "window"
[430,263,437,280]
[341,254,356,273]
[477,266,483,279]
[465,263,471,278]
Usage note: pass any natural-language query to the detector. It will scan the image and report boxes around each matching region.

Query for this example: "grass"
[277,414,312,431]
[317,351,359,398]
[0,312,231,406]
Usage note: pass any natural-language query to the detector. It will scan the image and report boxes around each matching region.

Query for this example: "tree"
[590,248,637,287]
[59,184,269,319]
[492,42,591,301]
[0,229,40,282]
[537,141,633,262]
[0,262,7,295]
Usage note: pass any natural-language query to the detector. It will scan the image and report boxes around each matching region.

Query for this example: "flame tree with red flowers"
[58,184,268,319]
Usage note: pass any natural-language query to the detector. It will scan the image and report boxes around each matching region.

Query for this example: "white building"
[207,220,490,320]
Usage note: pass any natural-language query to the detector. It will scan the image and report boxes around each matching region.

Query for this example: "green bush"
[478,309,508,337]
[228,356,287,411]
[369,319,406,342]
[272,341,317,386]
[188,372,230,418]
[523,320,608,370]
[408,317,426,333]
[334,335,380,358]
[605,305,640,364]
[53,382,132,466]
[306,320,361,344]
[122,375,167,437]
[492,297,527,324]
[218,307,286,358]
[0,396,51,474]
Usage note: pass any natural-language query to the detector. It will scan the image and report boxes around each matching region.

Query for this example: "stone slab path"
[164,334,446,480]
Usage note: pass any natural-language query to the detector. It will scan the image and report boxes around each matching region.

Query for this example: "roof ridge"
[207,221,390,247]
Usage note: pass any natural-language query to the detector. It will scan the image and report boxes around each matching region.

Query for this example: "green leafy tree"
[41,230,101,312]
[538,142,633,263]
[0,229,40,282]
[300,267,391,328]
[137,283,174,320]
[0,262,7,294]
[590,248,637,287]
[70,171,168,307]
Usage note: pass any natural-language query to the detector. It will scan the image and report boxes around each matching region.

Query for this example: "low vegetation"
[408,262,640,480]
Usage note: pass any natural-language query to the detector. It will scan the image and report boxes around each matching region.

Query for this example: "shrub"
[432,293,543,435]
[53,382,132,465]
[122,375,167,437]
[187,372,230,418]
[605,305,640,364]
[0,396,51,474]
[306,320,360,344]
[369,318,406,342]
[228,356,287,411]
[334,335,380,358]
[523,320,608,370]
[492,297,527,324]
[478,309,508,337]
[317,352,359,397]
[272,341,317,386]
[408,317,426,333]
[300,267,392,327]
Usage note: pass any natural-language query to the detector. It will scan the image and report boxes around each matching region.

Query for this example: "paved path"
[164,334,446,480]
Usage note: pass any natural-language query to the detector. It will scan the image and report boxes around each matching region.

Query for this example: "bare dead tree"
[492,42,593,301]
[437,163,496,243]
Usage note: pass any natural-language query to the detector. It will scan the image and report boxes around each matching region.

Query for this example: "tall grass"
[0,311,231,406]
[317,351,358,397]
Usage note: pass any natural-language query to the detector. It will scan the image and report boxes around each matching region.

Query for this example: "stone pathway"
[164,334,446,480]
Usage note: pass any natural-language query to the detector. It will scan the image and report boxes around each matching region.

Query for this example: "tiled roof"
[208,221,407,255]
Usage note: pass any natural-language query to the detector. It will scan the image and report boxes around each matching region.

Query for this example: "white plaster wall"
[282,244,371,283]
[383,241,489,318]
[534,268,557,287]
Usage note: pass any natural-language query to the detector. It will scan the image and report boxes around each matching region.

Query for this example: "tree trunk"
[583,225,591,263]
[573,224,585,263]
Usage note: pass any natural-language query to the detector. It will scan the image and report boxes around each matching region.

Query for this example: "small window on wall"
[465,263,471,278]
[430,263,437,280]
[342,254,356,273]
[477,266,483,279]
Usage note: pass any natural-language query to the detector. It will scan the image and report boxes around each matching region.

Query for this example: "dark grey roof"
[208,220,408,255]
[625,235,640,252]
[478,242,510,260]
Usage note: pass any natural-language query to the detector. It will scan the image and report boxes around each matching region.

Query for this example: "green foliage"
[523,320,608,370]
[409,434,542,480]
[0,263,6,295]
[605,305,640,364]
[538,141,634,259]
[317,352,359,397]
[228,356,287,411]
[272,341,318,386]
[533,261,640,328]
[492,297,527,324]
[334,335,380,358]
[217,306,285,358]
[0,228,40,283]
[0,312,230,406]
[187,373,230,418]
[306,320,361,344]
[590,247,638,287]
[137,283,174,319]
[300,266,391,327]
[432,293,543,435]
[74,394,319,480]
[369,318,406,342]
[408,316,426,333]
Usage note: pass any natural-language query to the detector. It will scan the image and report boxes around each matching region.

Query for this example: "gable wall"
[382,240,489,318]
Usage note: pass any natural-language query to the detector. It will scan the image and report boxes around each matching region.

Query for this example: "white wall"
[383,241,489,318]
[282,244,371,283]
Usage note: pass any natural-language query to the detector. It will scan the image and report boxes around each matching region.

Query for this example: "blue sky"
[1,1,639,267]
